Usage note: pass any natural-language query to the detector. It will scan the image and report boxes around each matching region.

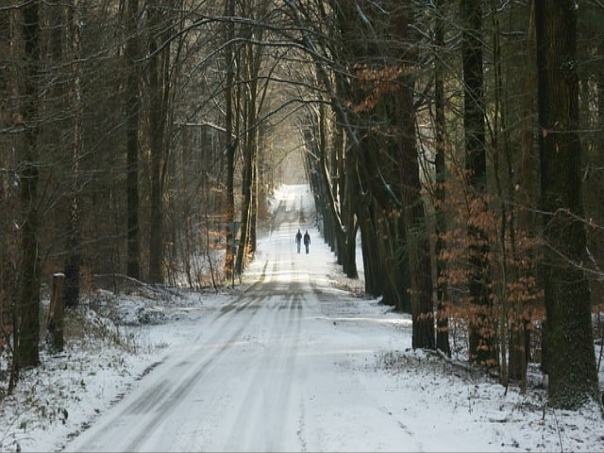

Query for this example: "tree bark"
[16,0,41,369]
[535,0,599,409]
[125,0,141,279]
[235,15,264,274]
[250,147,259,255]
[46,273,65,352]
[148,0,167,284]
[461,0,495,366]
[434,0,450,356]
[223,0,237,281]
[342,149,358,279]
[508,1,537,385]
[235,69,256,275]
[64,0,82,308]
[395,4,435,349]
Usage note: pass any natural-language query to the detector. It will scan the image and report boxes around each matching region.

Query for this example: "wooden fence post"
[47,273,65,352]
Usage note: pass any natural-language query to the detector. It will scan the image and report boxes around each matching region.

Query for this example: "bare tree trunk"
[16,0,41,369]
[235,85,256,274]
[2,3,19,376]
[148,0,167,284]
[357,201,381,296]
[594,39,604,305]
[342,148,358,279]
[535,0,599,409]
[235,14,264,274]
[434,0,450,356]
[584,14,604,351]
[125,0,141,279]
[223,0,237,282]
[395,4,435,349]
[509,1,537,386]
[64,0,82,308]
[461,0,495,366]
[250,148,259,254]
[46,273,65,352]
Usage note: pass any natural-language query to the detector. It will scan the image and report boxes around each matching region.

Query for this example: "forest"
[1,1,604,444]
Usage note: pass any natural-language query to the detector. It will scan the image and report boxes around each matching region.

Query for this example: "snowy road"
[65,185,420,452]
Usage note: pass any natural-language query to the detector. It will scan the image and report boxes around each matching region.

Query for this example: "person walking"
[303,230,311,255]
[295,229,302,254]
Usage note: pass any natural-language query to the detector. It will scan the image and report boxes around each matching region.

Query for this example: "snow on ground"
[1,183,603,452]
[0,304,158,453]
[0,287,234,452]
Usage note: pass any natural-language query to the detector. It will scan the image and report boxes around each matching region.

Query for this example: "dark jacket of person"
[303,232,311,245]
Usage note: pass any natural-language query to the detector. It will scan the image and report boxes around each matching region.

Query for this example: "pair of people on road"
[295,229,311,254]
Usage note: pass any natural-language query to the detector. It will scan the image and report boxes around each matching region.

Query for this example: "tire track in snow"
[296,398,308,453]
[216,259,270,318]
[222,295,283,450]
[222,227,302,451]
[267,284,303,451]
[67,258,277,452]
[122,263,280,451]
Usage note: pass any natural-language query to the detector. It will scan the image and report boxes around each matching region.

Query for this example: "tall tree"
[63,0,83,308]
[16,0,42,368]
[235,0,267,275]
[389,2,435,349]
[125,0,141,279]
[235,39,259,275]
[223,0,237,281]
[330,0,412,312]
[433,0,450,356]
[460,0,495,365]
[148,0,169,283]
[534,0,599,409]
